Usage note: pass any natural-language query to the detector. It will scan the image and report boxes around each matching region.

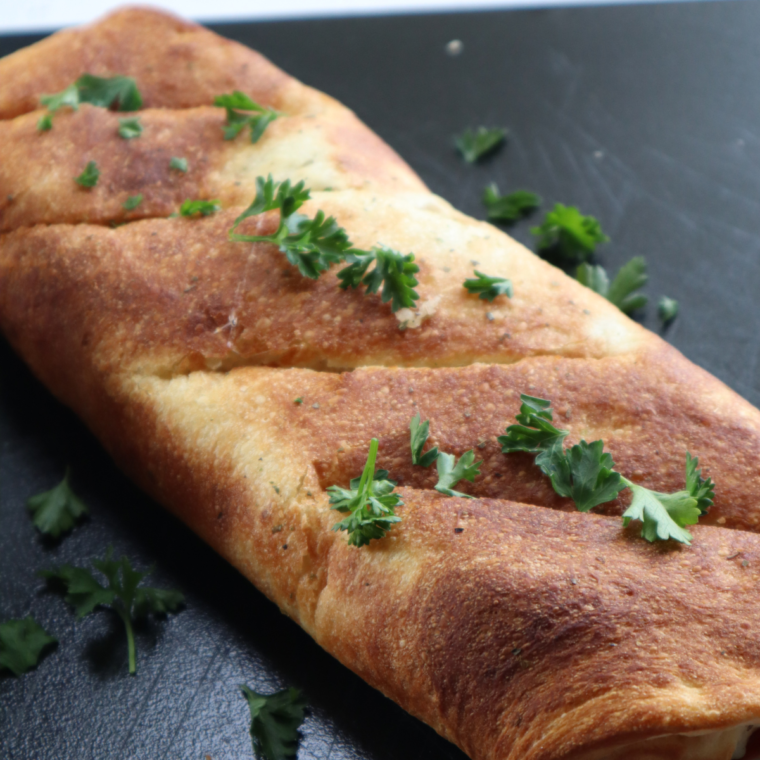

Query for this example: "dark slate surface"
[3,2,760,758]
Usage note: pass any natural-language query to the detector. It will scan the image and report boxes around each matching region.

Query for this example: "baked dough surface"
[1,8,760,760]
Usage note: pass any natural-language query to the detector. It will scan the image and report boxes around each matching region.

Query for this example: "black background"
[3,2,760,758]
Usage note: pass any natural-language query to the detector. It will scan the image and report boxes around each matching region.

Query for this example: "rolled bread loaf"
[1,8,760,760]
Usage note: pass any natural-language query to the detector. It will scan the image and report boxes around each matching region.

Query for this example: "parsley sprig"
[435,450,482,499]
[500,394,714,544]
[576,257,648,314]
[0,617,57,676]
[454,127,507,163]
[214,91,279,143]
[118,116,142,139]
[75,160,100,188]
[482,184,541,223]
[26,467,88,539]
[328,438,402,547]
[531,204,609,262]
[463,270,513,302]
[410,413,439,467]
[180,199,221,217]
[39,74,142,130]
[241,686,306,760]
[41,548,184,674]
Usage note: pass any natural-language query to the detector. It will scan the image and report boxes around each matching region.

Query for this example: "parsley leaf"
[40,83,80,114]
[577,257,648,314]
[658,295,679,324]
[26,467,88,538]
[409,413,439,467]
[37,114,53,131]
[180,199,220,217]
[502,394,714,544]
[241,686,307,760]
[482,184,541,223]
[123,194,143,211]
[328,438,402,547]
[214,91,279,143]
[0,617,57,676]
[229,175,350,279]
[434,450,482,499]
[74,74,142,111]
[75,160,100,188]
[454,127,507,163]
[354,246,420,312]
[118,116,142,139]
[531,204,609,262]
[169,156,188,172]
[463,270,513,302]
[498,394,569,457]
[40,548,184,674]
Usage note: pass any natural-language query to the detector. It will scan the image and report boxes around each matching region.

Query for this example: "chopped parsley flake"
[214,91,279,143]
[531,204,609,262]
[180,199,221,217]
[75,161,100,188]
[117,116,142,139]
[454,127,507,163]
[463,270,513,302]
[576,257,648,314]
[169,156,188,172]
[123,194,143,211]
[482,184,541,223]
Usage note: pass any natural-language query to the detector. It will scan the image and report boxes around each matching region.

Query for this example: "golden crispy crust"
[2,8,760,760]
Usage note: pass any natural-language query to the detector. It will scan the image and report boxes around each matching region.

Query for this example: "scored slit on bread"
[1,8,760,760]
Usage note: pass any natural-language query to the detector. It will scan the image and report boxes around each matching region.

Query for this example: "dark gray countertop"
[3,2,760,758]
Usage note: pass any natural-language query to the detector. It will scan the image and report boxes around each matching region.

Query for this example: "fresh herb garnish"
[500,394,714,544]
[463,270,513,302]
[118,116,142,139]
[434,450,482,499]
[37,114,53,131]
[169,156,188,172]
[26,467,88,538]
[327,438,402,547]
[482,184,541,223]
[180,199,220,217]
[41,548,184,674]
[74,74,143,111]
[0,617,57,676]
[338,247,420,312]
[454,127,507,163]
[576,256,648,314]
[658,295,679,324]
[123,194,143,211]
[241,686,307,760]
[531,204,609,262]
[214,91,279,143]
[39,84,80,114]
[410,413,439,467]
[75,161,100,188]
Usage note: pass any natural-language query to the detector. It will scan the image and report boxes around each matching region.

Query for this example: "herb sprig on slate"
[483,184,541,223]
[241,686,307,760]
[531,204,609,262]
[26,468,88,539]
[41,548,184,675]
[215,91,279,143]
[454,127,507,163]
[576,256,648,314]
[0,617,57,676]
[500,394,714,544]
[327,438,402,547]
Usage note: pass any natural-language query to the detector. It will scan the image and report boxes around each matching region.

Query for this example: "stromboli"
[1,7,760,759]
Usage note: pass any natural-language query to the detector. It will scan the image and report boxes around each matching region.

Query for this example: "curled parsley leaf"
[482,184,541,223]
[26,467,88,539]
[328,438,402,547]
[576,257,649,315]
[339,246,420,312]
[75,160,100,188]
[531,204,609,262]
[658,295,679,324]
[463,270,513,302]
[454,126,507,163]
[214,91,279,143]
[435,450,482,499]
[41,548,184,674]
[501,394,714,544]
[180,199,220,217]
[241,686,307,760]
[410,413,439,467]
[118,116,142,139]
[0,617,57,676]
